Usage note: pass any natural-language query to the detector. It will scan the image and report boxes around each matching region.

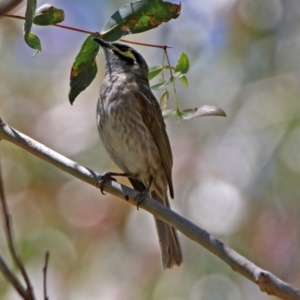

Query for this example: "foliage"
[21,0,225,120]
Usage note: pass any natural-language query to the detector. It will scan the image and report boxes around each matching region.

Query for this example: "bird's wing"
[133,86,174,199]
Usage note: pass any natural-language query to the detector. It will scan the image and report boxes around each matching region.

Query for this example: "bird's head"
[94,38,149,79]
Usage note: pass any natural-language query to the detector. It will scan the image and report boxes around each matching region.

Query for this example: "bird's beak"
[93,38,111,48]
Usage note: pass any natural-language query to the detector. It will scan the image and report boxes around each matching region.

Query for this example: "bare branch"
[0,159,35,300]
[0,116,300,300]
[43,252,50,300]
[0,254,28,298]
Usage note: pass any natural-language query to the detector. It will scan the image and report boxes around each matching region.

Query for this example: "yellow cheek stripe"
[112,45,136,61]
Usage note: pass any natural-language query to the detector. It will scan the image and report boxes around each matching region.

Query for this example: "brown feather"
[133,89,174,199]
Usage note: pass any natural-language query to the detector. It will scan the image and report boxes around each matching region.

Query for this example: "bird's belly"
[98,103,160,177]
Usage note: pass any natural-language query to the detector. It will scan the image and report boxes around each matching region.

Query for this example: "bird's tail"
[151,190,183,269]
[128,178,182,268]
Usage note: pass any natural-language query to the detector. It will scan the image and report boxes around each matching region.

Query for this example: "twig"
[0,159,35,300]
[0,117,300,299]
[119,40,170,49]
[0,254,28,298]
[164,48,180,110]
[2,14,170,49]
[43,252,50,300]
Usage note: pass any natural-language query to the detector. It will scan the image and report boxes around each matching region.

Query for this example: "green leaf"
[178,105,227,120]
[101,0,181,42]
[178,75,188,87]
[24,0,41,51]
[159,89,169,110]
[148,65,163,80]
[25,32,41,51]
[69,33,101,104]
[174,52,189,74]
[34,4,65,26]
[150,78,171,90]
[162,109,177,119]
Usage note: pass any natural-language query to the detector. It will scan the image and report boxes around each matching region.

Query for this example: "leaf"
[24,0,41,51]
[159,89,169,110]
[69,33,101,104]
[178,105,227,120]
[162,109,177,119]
[34,4,65,26]
[174,52,189,74]
[24,0,36,36]
[150,78,171,90]
[25,32,41,51]
[148,65,163,80]
[101,0,181,42]
[178,75,188,87]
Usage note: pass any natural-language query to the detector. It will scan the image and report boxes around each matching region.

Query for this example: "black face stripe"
[115,52,135,65]
[111,43,137,62]
[109,43,148,71]
[115,44,131,52]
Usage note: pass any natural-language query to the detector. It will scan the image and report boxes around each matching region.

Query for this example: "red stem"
[3,13,170,49]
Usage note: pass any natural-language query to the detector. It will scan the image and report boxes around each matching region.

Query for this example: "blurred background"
[1,0,300,299]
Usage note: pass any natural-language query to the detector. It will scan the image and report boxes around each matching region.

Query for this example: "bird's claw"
[96,172,117,195]
[134,189,149,210]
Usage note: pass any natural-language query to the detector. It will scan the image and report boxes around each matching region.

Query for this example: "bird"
[94,38,182,269]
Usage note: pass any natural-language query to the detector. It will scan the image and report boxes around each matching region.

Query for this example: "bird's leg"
[134,176,153,210]
[97,172,131,195]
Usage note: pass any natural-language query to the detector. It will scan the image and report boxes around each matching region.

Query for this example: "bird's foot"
[97,172,131,195]
[96,172,117,195]
[134,188,149,210]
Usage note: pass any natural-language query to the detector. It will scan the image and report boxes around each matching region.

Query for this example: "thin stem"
[2,14,170,49]
[158,51,169,109]
[0,160,35,300]
[43,252,50,300]
[120,39,170,49]
[3,14,96,34]
[0,254,28,299]
[54,23,93,34]
[161,50,166,81]
[164,49,180,110]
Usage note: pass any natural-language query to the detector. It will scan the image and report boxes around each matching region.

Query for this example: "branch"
[0,116,299,300]
[0,159,35,299]
[43,252,50,300]
[0,254,28,299]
